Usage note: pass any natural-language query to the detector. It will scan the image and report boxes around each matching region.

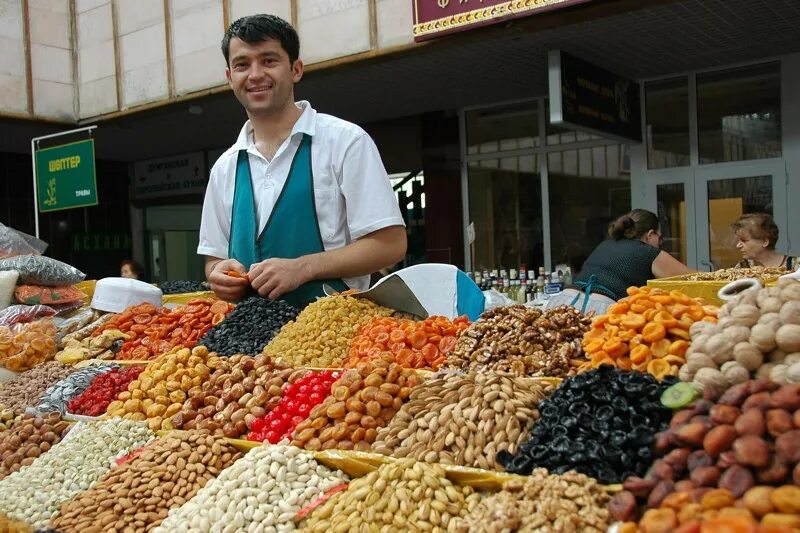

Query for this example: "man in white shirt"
[199,14,406,306]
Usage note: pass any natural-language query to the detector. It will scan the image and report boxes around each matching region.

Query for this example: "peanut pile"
[372,373,550,470]
[447,305,590,377]
[51,431,242,532]
[300,458,482,533]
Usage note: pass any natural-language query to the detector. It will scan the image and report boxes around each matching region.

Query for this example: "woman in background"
[732,213,797,270]
[547,209,693,315]
[120,260,143,280]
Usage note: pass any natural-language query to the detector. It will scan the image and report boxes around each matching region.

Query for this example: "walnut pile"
[446,305,591,377]
[681,266,788,282]
[451,468,610,533]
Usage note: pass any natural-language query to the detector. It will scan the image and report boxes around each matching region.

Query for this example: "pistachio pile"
[372,373,550,470]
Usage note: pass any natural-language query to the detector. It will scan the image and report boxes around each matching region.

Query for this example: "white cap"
[91,277,163,313]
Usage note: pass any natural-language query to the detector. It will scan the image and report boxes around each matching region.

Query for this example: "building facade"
[0,0,797,281]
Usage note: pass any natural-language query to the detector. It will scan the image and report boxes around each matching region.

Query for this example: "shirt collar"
[232,101,317,150]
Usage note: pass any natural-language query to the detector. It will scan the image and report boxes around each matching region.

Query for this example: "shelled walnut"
[446,305,590,377]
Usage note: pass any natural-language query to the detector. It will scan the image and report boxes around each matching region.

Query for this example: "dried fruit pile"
[0,412,70,480]
[499,366,675,483]
[92,300,234,360]
[373,372,550,471]
[199,296,299,356]
[263,294,394,367]
[0,319,57,371]
[682,267,790,282]
[0,361,74,413]
[291,359,420,451]
[345,315,469,371]
[608,380,800,524]
[580,286,718,379]
[168,354,298,438]
[67,366,144,417]
[105,346,219,430]
[447,305,590,377]
[682,277,800,393]
[247,369,339,444]
[617,486,800,532]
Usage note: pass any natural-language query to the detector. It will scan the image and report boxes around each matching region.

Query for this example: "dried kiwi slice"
[660,382,698,409]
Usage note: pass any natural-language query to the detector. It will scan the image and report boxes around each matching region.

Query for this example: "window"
[467,156,543,271]
[465,101,539,155]
[697,63,781,164]
[548,145,630,274]
[646,77,690,169]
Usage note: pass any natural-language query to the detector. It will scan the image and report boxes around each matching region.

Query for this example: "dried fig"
[774,429,800,463]
[689,465,722,487]
[717,465,755,497]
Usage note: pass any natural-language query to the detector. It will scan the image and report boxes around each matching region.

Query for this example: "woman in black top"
[547,209,693,315]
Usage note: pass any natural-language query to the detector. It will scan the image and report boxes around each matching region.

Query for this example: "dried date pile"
[446,305,590,377]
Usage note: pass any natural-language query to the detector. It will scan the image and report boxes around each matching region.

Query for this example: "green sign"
[35,138,98,212]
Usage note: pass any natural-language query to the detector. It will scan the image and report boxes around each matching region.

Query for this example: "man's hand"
[207,258,250,302]
[248,257,310,300]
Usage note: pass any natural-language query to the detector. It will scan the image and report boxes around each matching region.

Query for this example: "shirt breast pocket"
[313,187,342,242]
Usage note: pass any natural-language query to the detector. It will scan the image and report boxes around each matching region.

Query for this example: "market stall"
[0,244,797,532]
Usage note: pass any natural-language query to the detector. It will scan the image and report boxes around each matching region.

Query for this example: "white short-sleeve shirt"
[198,101,405,291]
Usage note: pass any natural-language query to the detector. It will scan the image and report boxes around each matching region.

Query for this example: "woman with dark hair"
[547,209,693,315]
[120,260,143,280]
[732,213,797,269]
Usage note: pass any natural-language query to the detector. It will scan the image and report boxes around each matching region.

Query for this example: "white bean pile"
[0,419,154,528]
[154,443,349,533]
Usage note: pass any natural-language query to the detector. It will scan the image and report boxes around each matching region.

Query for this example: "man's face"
[225,37,303,117]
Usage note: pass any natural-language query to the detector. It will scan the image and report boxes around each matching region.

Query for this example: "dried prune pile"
[158,280,209,294]
[198,296,299,356]
[498,365,676,484]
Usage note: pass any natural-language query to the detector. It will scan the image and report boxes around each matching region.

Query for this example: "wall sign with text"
[34,139,98,212]
[133,152,207,200]
[412,0,592,41]
[548,50,642,143]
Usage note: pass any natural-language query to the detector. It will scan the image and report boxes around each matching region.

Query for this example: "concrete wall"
[0,0,415,122]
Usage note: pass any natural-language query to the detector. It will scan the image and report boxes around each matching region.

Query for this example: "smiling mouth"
[247,84,273,93]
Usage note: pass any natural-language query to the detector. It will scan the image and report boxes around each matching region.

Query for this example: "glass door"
[694,161,787,270]
[646,169,695,268]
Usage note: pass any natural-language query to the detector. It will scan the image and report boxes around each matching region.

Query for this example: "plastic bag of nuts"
[51,430,243,532]
[299,458,482,532]
[263,294,394,368]
[372,372,550,470]
[105,345,220,430]
[169,354,304,438]
[0,412,70,480]
[447,305,591,378]
[292,357,421,451]
[153,443,349,532]
[451,468,610,532]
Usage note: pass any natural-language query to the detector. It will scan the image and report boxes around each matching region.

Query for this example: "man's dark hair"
[221,14,300,65]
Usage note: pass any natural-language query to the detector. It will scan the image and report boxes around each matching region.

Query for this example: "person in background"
[120,260,143,280]
[546,209,694,315]
[732,213,797,270]
[198,14,406,306]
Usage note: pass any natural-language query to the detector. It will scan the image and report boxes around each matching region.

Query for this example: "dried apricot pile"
[0,319,57,371]
[93,300,234,361]
[580,286,718,379]
[344,315,469,371]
